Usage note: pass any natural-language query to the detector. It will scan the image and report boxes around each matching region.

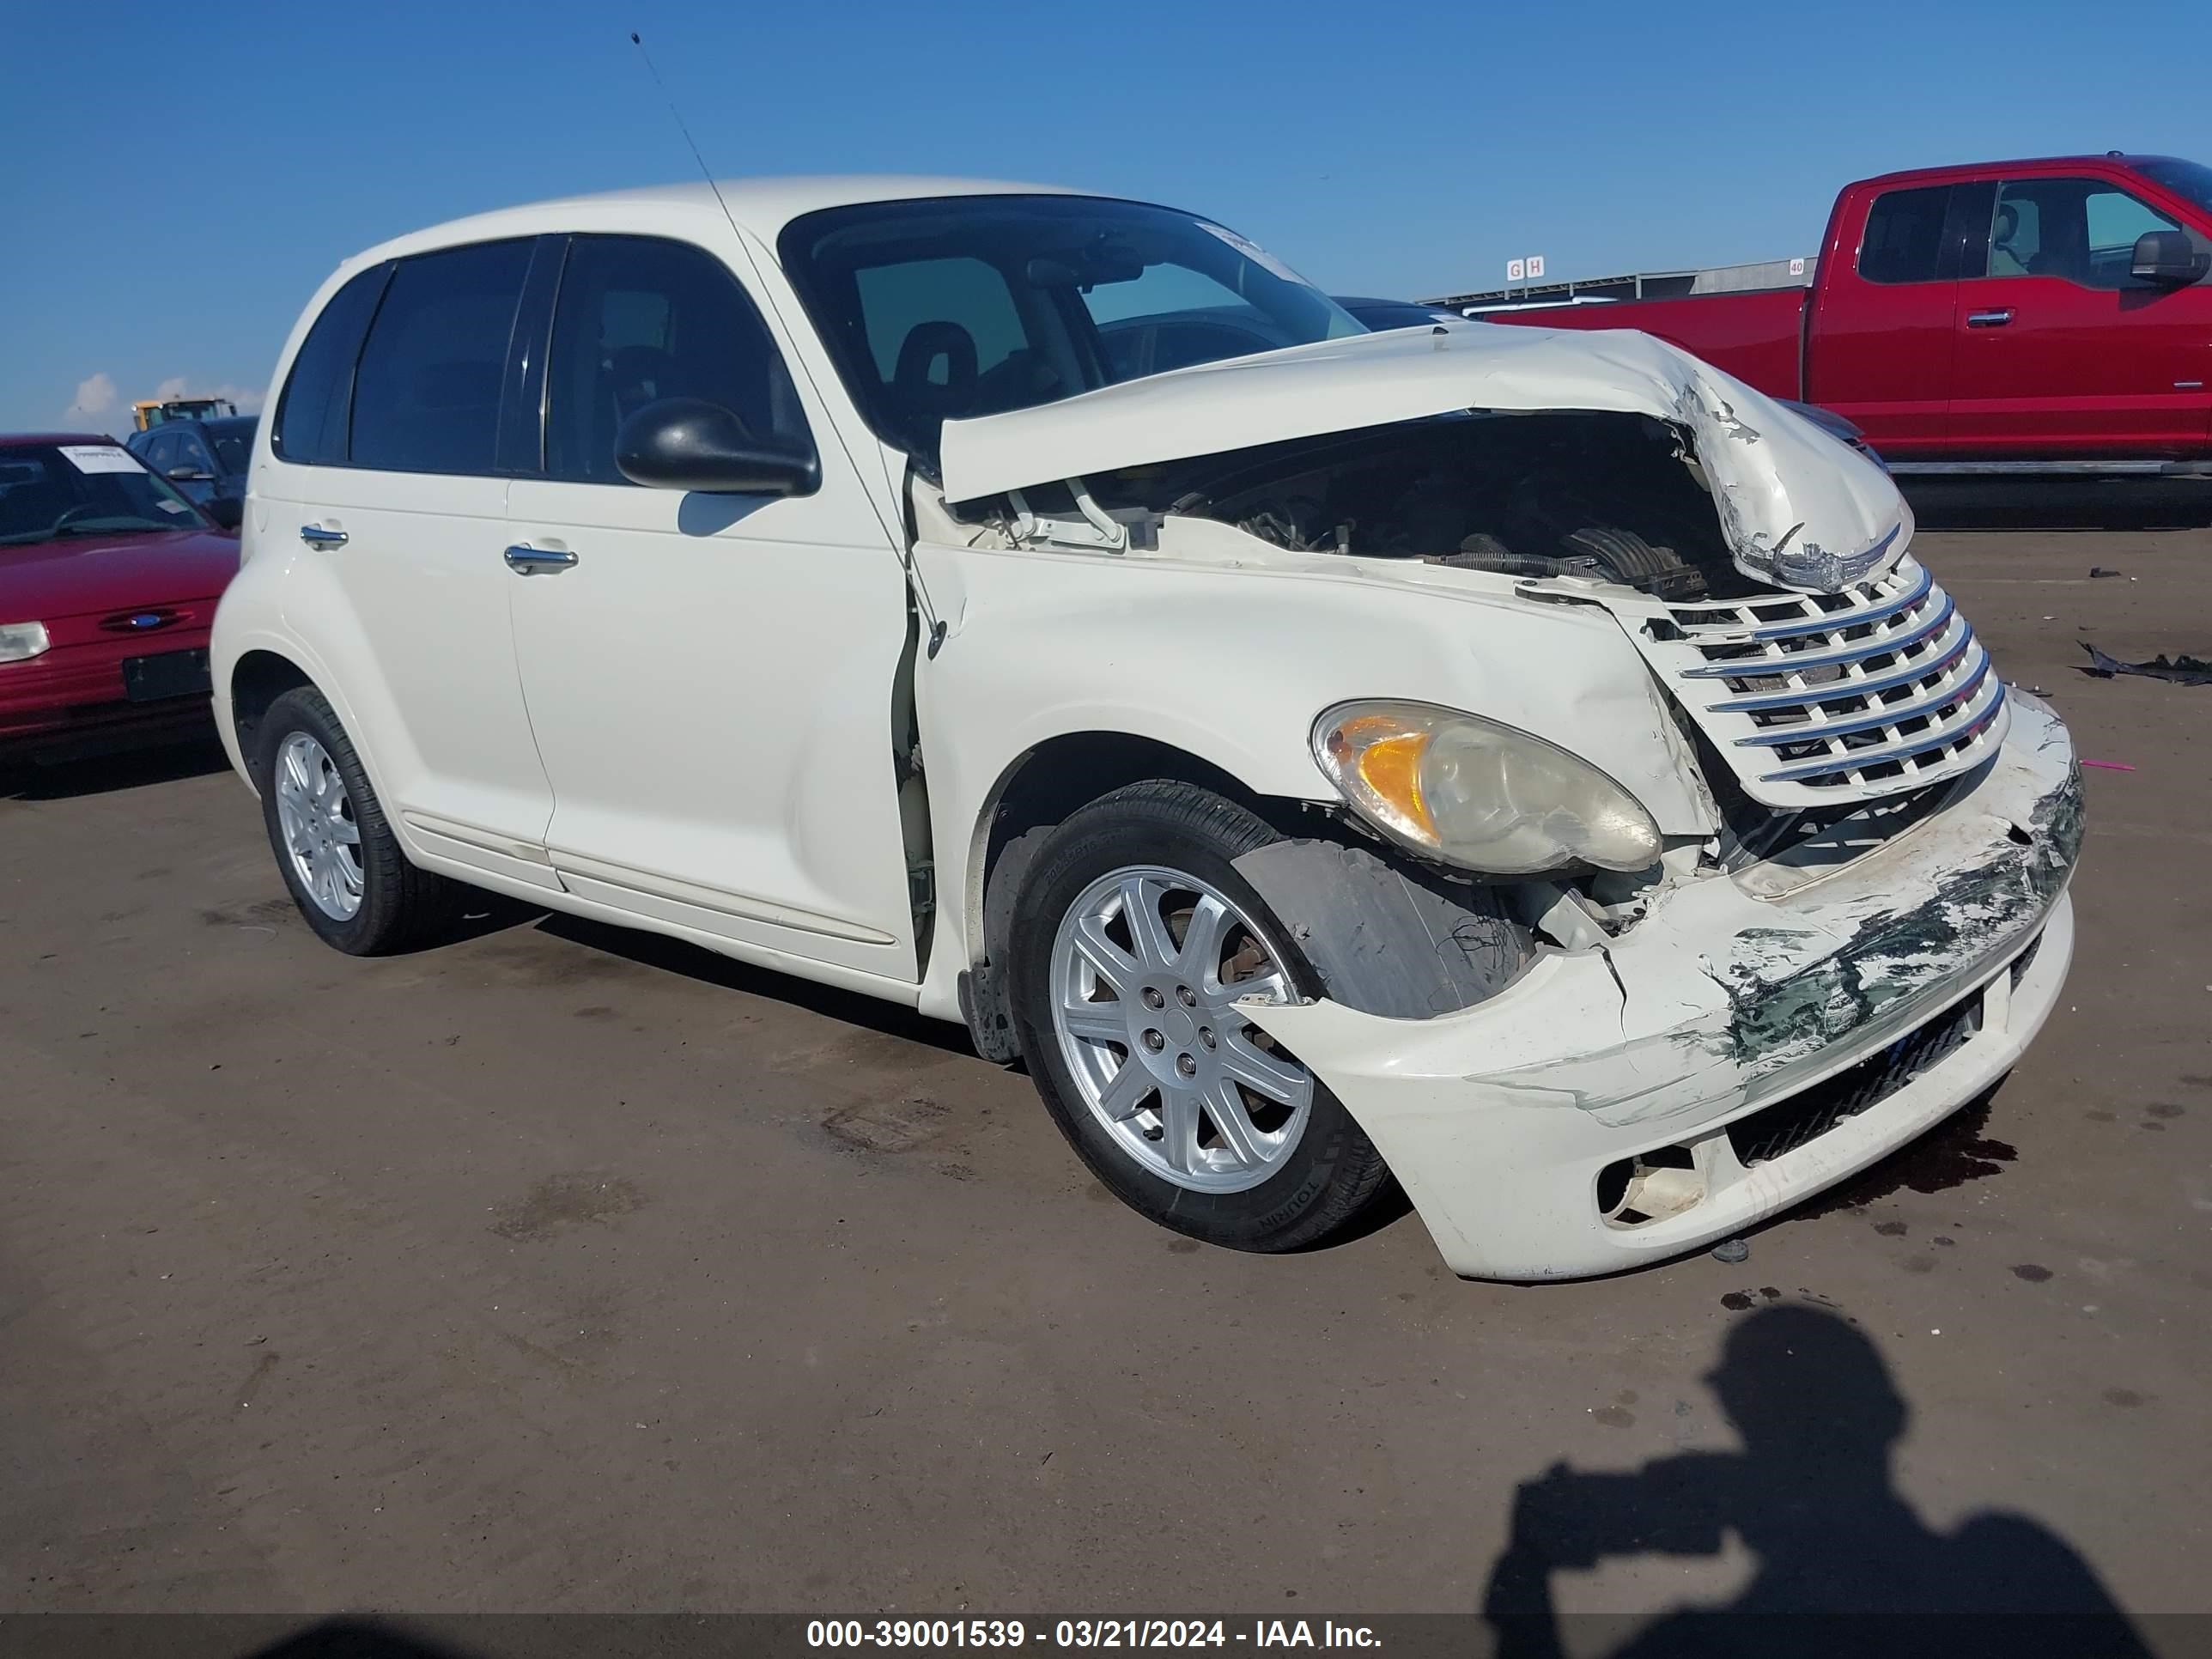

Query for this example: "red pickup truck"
[1484,155,2212,475]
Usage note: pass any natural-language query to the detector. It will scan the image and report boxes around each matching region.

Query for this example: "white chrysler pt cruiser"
[213,178,2081,1279]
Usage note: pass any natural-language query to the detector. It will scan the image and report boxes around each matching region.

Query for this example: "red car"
[1,433,240,760]
[1477,155,2212,475]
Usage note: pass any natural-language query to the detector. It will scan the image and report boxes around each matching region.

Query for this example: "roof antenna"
[629,32,745,245]
[626,30,951,655]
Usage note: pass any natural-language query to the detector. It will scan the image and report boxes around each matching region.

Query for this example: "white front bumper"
[1242,694,2082,1281]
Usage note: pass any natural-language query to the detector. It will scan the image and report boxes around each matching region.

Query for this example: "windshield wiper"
[53,519,173,537]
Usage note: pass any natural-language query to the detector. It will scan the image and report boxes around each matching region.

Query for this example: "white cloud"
[55,370,265,434]
[64,370,119,422]
[149,376,266,414]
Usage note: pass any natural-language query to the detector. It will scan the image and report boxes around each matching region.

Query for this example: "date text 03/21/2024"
[805,1621,1382,1649]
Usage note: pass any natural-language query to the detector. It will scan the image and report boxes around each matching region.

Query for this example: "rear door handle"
[503,544,579,574]
[299,524,348,549]
[1966,308,2014,328]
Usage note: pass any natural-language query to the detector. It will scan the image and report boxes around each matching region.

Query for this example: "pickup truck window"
[1858,186,1952,284]
[780,195,1358,467]
[543,234,814,485]
[2135,157,2212,216]
[1985,179,2181,289]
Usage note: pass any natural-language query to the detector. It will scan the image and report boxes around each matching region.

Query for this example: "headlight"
[0,622,51,664]
[1312,700,1662,875]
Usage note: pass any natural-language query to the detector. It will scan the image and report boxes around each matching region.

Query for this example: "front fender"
[907,537,1717,1022]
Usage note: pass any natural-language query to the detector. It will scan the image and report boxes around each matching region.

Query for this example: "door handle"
[503,544,579,574]
[298,524,349,549]
[1966,308,2014,328]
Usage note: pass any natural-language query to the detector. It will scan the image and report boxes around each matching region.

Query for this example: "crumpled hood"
[939,323,1909,593]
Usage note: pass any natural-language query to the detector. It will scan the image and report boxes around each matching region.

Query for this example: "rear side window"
[1858,186,1951,284]
[350,240,532,475]
[273,264,388,465]
[543,234,813,484]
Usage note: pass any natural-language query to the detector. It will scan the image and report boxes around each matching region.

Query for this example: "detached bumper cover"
[1241,692,2081,1280]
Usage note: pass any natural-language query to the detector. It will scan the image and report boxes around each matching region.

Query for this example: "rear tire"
[1008,780,1395,1253]
[253,686,459,955]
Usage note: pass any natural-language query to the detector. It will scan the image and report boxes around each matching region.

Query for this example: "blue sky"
[3,0,2204,434]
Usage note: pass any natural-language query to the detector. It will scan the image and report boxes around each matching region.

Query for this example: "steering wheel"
[48,503,106,534]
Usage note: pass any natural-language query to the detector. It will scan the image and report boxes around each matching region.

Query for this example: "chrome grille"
[1616,556,2009,809]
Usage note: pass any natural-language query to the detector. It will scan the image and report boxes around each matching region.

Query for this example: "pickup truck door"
[1805,182,1966,453]
[1950,173,2212,455]
[504,233,921,981]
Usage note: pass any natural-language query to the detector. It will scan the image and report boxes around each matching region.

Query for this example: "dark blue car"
[125,416,255,525]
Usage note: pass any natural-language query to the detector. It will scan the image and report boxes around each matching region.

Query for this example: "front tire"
[253,686,458,955]
[1008,781,1395,1253]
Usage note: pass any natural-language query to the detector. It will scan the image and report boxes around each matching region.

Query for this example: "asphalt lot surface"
[4,495,2209,1626]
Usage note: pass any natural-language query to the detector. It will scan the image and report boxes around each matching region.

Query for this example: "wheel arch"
[228,648,319,783]
[216,607,408,815]
[953,728,1331,1060]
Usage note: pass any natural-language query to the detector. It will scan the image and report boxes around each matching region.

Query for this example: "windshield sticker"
[1197,222,1310,286]
[156,498,191,514]
[59,444,144,475]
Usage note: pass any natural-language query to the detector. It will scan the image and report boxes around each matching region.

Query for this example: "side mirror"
[204,495,245,531]
[167,465,211,483]
[2132,229,2207,286]
[614,398,818,495]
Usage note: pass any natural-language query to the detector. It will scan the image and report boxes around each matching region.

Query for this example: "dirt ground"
[3,495,2208,1630]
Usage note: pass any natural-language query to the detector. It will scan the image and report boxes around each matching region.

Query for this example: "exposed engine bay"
[1087,410,1781,602]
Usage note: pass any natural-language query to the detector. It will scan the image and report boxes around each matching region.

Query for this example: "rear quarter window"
[273,264,390,465]
[1858,185,1952,284]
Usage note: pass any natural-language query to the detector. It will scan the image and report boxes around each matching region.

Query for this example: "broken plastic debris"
[2076,642,2212,686]
[2080,759,2136,772]
[1711,1237,1750,1264]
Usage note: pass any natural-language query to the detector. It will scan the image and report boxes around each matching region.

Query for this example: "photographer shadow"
[1482,1305,2148,1659]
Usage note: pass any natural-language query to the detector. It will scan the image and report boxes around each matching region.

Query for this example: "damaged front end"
[1237,694,2081,1280]
[928,324,2078,1279]
[939,321,1908,599]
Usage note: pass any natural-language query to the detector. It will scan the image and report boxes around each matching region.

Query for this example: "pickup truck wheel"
[253,686,459,956]
[1008,781,1394,1253]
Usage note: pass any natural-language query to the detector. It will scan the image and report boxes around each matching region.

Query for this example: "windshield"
[1342,301,1457,332]
[204,417,258,475]
[2135,157,2212,218]
[779,195,1360,467]
[0,444,208,546]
